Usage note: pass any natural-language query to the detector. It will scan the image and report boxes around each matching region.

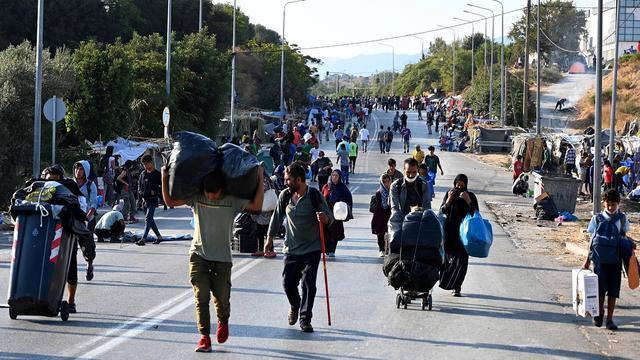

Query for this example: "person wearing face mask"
[321,169,353,258]
[439,174,479,297]
[161,162,264,352]
[371,174,393,257]
[266,163,334,333]
[389,158,432,218]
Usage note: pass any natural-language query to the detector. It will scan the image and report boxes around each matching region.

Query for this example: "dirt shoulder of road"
[486,198,640,267]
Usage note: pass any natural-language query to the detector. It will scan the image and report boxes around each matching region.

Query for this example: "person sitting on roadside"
[512,174,529,196]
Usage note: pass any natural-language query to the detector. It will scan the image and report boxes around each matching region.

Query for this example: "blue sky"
[221,0,599,60]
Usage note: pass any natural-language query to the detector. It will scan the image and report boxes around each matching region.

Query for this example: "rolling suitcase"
[7,204,75,321]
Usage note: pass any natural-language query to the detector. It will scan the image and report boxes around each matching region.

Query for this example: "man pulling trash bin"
[265,163,334,333]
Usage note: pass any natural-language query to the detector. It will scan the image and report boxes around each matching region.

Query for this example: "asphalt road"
[539,73,596,130]
[0,110,637,359]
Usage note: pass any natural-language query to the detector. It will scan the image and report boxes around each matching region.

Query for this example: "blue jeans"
[143,205,161,240]
[379,141,385,153]
[341,165,350,184]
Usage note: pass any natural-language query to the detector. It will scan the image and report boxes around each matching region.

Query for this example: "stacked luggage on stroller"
[383,209,444,310]
[7,179,93,321]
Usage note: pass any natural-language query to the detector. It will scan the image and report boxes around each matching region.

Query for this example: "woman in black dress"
[440,174,479,296]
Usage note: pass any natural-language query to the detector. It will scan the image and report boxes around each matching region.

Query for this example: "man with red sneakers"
[161,164,264,352]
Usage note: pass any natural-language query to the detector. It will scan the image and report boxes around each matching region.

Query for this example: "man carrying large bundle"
[162,132,264,353]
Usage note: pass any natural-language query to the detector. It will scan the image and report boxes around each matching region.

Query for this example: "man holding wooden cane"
[266,163,334,333]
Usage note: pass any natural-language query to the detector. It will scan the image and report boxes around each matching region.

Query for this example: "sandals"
[264,251,277,258]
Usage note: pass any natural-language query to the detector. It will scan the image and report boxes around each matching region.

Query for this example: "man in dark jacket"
[136,154,163,246]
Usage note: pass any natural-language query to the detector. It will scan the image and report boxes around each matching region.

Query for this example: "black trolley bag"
[7,203,76,321]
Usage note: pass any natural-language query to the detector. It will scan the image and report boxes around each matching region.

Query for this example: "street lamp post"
[593,0,604,213]
[464,10,487,67]
[410,35,424,60]
[536,0,541,135]
[492,0,505,126]
[469,4,495,120]
[230,0,237,138]
[609,0,621,163]
[378,43,395,95]
[453,17,474,82]
[199,0,203,30]
[166,0,172,100]
[280,0,306,114]
[437,25,456,96]
[32,0,45,177]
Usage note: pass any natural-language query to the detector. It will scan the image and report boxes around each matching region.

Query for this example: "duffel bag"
[168,131,218,200]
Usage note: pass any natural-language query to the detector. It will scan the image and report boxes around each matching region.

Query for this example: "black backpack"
[369,194,378,213]
[590,212,625,264]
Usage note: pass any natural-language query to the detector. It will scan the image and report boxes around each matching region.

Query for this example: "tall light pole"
[378,43,395,95]
[32,0,45,177]
[524,0,531,128]
[280,0,306,114]
[492,0,505,126]
[609,0,621,163]
[199,0,203,30]
[437,25,456,96]
[464,10,487,67]
[166,0,172,100]
[594,0,604,213]
[453,17,474,82]
[230,0,237,138]
[536,0,541,135]
[410,35,424,60]
[469,4,495,120]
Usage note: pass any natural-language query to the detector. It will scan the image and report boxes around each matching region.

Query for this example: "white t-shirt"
[363,107,369,116]
[310,148,320,162]
[359,128,370,140]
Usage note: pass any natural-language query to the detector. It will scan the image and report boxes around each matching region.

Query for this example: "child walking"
[582,189,636,330]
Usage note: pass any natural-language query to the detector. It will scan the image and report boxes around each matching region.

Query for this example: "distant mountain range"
[316,53,423,78]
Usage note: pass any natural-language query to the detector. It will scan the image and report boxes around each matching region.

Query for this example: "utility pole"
[593,0,604,213]
[32,0,44,177]
[536,0,541,135]
[523,0,531,128]
[609,0,621,163]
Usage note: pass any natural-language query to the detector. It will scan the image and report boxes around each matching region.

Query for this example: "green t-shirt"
[187,194,248,262]
[95,210,123,230]
[349,143,358,157]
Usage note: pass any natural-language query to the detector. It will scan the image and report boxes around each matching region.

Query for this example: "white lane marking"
[349,186,360,194]
[70,258,256,359]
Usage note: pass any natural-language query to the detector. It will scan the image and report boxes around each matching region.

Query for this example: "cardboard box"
[572,269,600,317]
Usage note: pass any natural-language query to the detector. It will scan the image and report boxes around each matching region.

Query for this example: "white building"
[580,1,640,62]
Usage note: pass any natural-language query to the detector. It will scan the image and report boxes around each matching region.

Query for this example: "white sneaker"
[378,251,385,258]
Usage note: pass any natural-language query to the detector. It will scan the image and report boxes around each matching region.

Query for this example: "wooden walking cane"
[318,219,332,326]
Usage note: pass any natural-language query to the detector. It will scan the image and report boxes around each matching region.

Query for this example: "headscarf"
[378,174,390,209]
[328,169,352,204]
[453,173,469,191]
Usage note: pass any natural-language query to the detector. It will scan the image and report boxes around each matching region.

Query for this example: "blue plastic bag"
[459,211,493,258]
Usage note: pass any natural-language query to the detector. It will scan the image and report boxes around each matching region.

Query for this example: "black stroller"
[383,209,444,311]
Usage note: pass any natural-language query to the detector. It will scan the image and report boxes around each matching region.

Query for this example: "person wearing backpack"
[583,189,636,330]
[265,163,334,333]
[371,174,392,257]
[384,126,393,154]
[100,145,119,207]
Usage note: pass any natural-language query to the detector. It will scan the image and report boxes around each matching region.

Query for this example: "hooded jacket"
[74,160,98,215]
